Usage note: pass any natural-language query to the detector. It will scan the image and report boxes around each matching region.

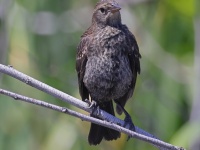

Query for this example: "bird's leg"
[115,102,135,140]
[85,99,100,117]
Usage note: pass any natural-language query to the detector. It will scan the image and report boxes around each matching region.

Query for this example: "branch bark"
[0,64,184,150]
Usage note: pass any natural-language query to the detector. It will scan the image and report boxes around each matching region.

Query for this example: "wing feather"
[76,35,91,101]
[115,25,141,114]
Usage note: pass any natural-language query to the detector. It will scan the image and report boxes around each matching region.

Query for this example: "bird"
[76,0,141,145]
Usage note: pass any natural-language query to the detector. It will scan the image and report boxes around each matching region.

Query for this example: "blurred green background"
[0,0,199,149]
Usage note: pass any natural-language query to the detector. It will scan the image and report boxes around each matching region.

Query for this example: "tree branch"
[0,64,184,150]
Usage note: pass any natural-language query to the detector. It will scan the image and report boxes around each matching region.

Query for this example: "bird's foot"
[85,99,92,107]
[124,112,135,141]
[85,99,100,117]
[117,104,135,140]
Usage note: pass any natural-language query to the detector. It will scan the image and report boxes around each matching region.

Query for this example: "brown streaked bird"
[76,0,141,145]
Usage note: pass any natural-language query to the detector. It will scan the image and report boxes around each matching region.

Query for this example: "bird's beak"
[110,4,121,14]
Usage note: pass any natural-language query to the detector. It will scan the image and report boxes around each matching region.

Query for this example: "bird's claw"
[123,109,135,141]
[85,99,97,109]
[124,114,135,141]
[116,103,135,140]
[85,99,100,117]
[85,99,92,107]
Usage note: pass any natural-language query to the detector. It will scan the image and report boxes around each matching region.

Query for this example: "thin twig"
[0,88,183,150]
[0,64,184,150]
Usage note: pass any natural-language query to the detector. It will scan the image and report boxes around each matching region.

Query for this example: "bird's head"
[92,0,122,28]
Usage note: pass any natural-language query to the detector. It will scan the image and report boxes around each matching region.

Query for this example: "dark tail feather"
[88,101,121,145]
[88,123,104,145]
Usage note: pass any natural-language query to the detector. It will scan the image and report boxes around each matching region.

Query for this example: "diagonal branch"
[0,64,184,150]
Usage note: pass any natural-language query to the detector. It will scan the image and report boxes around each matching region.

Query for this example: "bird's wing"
[123,25,141,95]
[76,34,91,101]
[115,25,141,115]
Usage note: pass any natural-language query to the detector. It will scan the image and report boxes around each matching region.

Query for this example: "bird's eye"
[100,8,106,14]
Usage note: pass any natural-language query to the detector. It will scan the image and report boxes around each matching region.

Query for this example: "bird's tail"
[88,101,121,145]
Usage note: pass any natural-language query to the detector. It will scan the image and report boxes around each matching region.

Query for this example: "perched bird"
[76,0,141,145]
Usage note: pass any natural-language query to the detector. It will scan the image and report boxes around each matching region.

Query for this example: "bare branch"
[0,64,184,150]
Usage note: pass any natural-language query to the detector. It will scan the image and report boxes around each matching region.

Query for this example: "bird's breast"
[83,27,132,100]
[83,54,132,100]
